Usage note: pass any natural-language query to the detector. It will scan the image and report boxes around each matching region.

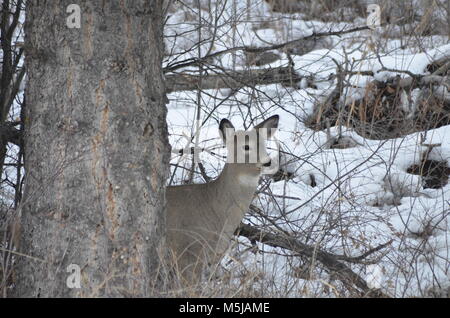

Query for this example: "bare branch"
[164,24,374,73]
[236,223,390,297]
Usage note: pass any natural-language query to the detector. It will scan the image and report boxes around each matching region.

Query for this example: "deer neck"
[219,163,261,192]
[210,163,260,229]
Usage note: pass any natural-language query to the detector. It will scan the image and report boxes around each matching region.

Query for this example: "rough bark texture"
[13,0,170,297]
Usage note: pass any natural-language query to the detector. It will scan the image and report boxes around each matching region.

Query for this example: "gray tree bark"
[12,0,170,297]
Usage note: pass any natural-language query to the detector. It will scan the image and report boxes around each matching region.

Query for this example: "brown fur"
[166,116,279,284]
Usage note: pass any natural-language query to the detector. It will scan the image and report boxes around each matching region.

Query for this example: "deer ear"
[219,119,235,143]
[254,115,279,138]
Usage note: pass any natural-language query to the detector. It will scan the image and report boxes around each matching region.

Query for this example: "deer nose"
[262,160,272,167]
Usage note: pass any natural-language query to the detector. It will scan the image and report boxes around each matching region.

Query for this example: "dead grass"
[305,79,450,140]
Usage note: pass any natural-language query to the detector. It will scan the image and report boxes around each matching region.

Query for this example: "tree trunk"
[12,0,170,297]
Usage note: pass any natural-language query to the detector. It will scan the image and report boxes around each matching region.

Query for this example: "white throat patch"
[238,174,260,187]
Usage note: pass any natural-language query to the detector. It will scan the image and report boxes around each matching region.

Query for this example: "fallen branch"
[393,74,450,90]
[236,223,390,297]
[336,240,393,264]
[428,55,450,75]
[165,66,302,92]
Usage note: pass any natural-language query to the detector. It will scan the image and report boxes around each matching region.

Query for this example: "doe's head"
[219,115,279,172]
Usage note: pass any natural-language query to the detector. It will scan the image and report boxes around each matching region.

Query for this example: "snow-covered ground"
[164,0,450,297]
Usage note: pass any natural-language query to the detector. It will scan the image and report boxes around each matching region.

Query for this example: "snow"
[1,0,448,298]
[164,3,450,294]
[163,0,450,297]
[166,82,450,296]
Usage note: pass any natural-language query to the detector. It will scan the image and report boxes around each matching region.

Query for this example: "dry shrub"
[306,78,450,140]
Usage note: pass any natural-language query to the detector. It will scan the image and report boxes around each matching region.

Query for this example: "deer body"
[166,115,279,283]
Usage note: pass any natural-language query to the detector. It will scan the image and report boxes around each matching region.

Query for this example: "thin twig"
[236,223,390,297]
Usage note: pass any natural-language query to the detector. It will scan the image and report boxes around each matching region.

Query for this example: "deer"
[166,115,279,284]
